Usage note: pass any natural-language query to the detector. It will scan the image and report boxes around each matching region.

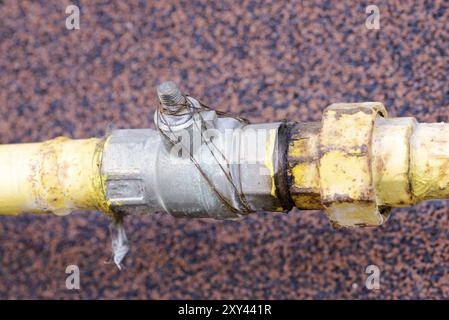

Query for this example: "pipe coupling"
[318,102,390,228]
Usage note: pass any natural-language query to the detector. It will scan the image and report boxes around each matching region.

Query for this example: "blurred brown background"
[0,0,448,299]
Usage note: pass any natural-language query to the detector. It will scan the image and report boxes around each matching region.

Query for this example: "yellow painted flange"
[318,102,390,228]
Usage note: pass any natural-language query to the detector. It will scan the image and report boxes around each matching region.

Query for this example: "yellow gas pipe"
[0,102,449,229]
[287,102,449,227]
[0,137,110,215]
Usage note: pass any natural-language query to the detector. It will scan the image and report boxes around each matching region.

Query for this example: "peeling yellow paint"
[2,100,449,228]
[0,137,110,215]
[410,123,449,200]
[372,117,416,206]
[288,123,323,209]
[318,102,389,228]
[288,102,449,228]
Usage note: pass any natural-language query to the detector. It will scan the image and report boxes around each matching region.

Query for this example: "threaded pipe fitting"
[157,81,186,110]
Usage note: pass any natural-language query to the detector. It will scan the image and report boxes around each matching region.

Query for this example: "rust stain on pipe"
[288,102,449,228]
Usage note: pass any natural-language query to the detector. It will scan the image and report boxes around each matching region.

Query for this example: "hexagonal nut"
[318,102,391,228]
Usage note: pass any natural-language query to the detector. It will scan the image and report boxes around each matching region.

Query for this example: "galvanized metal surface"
[101,108,285,218]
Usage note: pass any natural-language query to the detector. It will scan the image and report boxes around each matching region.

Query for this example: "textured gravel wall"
[0,0,448,299]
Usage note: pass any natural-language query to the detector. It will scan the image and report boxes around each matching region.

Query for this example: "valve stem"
[157,81,186,112]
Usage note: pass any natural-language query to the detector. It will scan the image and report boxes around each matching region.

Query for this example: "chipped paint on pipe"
[288,103,449,228]
[372,117,417,207]
[410,123,449,200]
[287,122,323,210]
[0,137,109,215]
[373,119,449,205]
[2,101,449,228]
